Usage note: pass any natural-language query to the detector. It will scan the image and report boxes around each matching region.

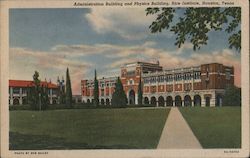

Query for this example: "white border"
[0,0,249,158]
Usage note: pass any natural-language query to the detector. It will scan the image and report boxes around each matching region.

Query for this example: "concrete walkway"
[157,108,202,149]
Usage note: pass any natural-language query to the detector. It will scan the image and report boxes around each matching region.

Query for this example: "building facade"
[9,80,59,105]
[81,76,117,105]
[81,61,234,107]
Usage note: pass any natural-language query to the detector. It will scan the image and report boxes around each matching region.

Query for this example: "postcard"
[0,0,249,157]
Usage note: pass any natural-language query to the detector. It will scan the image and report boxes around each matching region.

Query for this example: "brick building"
[81,76,117,105]
[81,61,234,107]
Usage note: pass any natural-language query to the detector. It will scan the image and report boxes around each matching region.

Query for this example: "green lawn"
[10,108,169,149]
[179,106,241,148]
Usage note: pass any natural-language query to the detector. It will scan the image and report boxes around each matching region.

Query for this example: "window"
[184,73,191,80]
[22,88,27,94]
[166,75,173,82]
[143,78,150,84]
[194,71,201,79]
[151,86,156,93]
[159,76,164,82]
[129,79,134,85]
[101,89,104,96]
[52,89,57,95]
[13,88,20,94]
[150,77,153,83]
[127,70,135,76]
[226,71,231,80]
[175,74,182,81]
[122,70,126,77]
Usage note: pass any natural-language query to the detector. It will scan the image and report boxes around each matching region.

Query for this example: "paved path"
[157,108,202,149]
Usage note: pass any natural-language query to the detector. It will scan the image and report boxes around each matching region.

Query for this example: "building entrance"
[128,90,135,105]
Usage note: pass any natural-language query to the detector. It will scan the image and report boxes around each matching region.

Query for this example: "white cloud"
[10,44,241,95]
[10,47,92,94]
[85,8,156,40]
[101,45,241,86]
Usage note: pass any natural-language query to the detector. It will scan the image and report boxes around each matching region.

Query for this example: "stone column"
[19,88,22,96]
[104,86,106,97]
[19,88,23,105]
[164,74,167,93]
[192,72,194,91]
[182,73,184,92]
[210,93,216,107]
[156,79,159,93]
[135,93,138,105]
[201,95,206,107]
[173,100,175,107]
[109,81,111,97]
[173,73,175,93]
[191,94,194,107]
[50,89,53,104]
[10,87,13,105]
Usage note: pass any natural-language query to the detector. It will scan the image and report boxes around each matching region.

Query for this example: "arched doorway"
[166,96,173,106]
[106,98,110,105]
[158,96,165,106]
[194,95,201,106]
[175,95,182,107]
[144,97,149,104]
[101,99,105,105]
[216,95,223,107]
[205,97,210,107]
[151,96,157,106]
[184,95,192,106]
[128,89,135,105]
[13,98,19,105]
[53,99,57,104]
[87,99,91,104]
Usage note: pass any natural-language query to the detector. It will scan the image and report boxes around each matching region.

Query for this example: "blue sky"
[9,8,241,94]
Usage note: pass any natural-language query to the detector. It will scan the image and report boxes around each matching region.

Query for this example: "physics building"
[81,61,234,107]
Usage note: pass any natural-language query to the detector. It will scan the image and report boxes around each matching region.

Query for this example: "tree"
[58,77,66,104]
[31,71,41,110]
[40,85,49,110]
[28,71,48,110]
[65,68,73,108]
[59,89,66,104]
[93,69,99,106]
[222,85,241,106]
[146,7,241,51]
[28,85,38,110]
[137,76,143,105]
[111,77,127,107]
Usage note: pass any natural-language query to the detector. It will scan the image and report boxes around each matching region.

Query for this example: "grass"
[179,106,241,148]
[10,108,169,149]
[9,104,156,111]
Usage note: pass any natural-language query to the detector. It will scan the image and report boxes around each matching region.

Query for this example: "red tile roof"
[9,80,58,89]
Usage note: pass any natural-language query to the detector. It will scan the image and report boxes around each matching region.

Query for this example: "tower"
[120,61,163,105]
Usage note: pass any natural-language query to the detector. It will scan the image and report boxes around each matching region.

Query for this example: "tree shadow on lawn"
[9,132,138,150]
